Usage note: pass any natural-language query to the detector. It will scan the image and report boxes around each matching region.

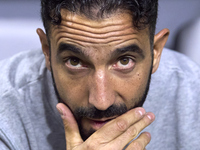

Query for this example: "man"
[0,0,199,150]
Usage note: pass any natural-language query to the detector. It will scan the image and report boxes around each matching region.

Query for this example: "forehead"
[50,9,150,50]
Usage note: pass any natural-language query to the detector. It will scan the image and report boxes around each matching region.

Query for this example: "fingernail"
[145,132,151,138]
[147,114,153,120]
[57,107,64,116]
[136,108,145,116]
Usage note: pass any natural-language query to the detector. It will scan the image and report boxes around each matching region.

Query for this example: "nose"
[88,69,116,111]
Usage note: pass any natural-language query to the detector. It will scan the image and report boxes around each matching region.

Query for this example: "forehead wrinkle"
[57,38,135,48]
[61,9,131,28]
[57,39,85,48]
[54,25,135,41]
[54,31,138,45]
[63,18,131,30]
[51,10,148,49]
[60,22,134,35]
[52,21,139,46]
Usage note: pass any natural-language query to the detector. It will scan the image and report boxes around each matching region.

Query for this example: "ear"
[36,28,51,71]
[152,28,170,74]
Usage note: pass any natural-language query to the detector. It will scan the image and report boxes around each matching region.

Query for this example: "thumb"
[56,103,83,149]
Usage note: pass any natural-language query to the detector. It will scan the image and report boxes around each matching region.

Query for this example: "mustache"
[73,104,128,120]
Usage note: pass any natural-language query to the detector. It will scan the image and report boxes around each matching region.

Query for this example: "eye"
[65,57,87,69]
[119,57,130,65]
[112,56,135,71]
[69,57,80,66]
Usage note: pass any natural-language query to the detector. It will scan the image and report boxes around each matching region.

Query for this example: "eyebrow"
[57,43,84,56]
[114,44,145,59]
[57,43,144,59]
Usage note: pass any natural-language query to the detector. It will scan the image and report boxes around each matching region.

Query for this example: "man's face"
[49,10,153,140]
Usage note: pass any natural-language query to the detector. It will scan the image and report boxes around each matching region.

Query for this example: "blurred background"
[0,0,200,65]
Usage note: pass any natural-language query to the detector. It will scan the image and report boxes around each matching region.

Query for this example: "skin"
[37,9,169,150]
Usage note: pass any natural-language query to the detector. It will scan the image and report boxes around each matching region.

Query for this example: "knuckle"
[115,118,128,132]
[85,136,106,150]
[86,141,98,150]
[125,126,138,137]
[127,133,151,150]
[130,141,143,149]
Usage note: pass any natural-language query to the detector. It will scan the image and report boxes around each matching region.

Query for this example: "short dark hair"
[41,0,158,48]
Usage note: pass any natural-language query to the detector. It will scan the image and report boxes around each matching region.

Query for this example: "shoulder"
[0,49,46,96]
[157,48,200,78]
[0,49,46,127]
[0,50,47,150]
[146,48,200,113]
[145,48,200,149]
[151,48,200,89]
[0,49,47,115]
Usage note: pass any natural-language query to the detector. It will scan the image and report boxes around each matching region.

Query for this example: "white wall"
[0,1,42,60]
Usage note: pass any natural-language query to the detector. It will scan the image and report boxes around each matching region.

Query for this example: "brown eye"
[70,58,80,66]
[120,58,130,65]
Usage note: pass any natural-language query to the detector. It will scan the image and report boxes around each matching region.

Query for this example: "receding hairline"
[47,8,150,40]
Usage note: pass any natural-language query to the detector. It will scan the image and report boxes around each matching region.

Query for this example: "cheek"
[113,67,151,107]
[52,65,89,109]
[117,75,147,96]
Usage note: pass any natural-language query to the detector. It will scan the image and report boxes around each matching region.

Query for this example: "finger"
[111,112,155,149]
[125,132,151,150]
[56,103,83,149]
[90,107,146,143]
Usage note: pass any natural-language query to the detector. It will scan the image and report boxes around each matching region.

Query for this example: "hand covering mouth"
[87,117,117,130]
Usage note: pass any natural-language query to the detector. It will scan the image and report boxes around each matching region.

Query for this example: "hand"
[56,103,155,150]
